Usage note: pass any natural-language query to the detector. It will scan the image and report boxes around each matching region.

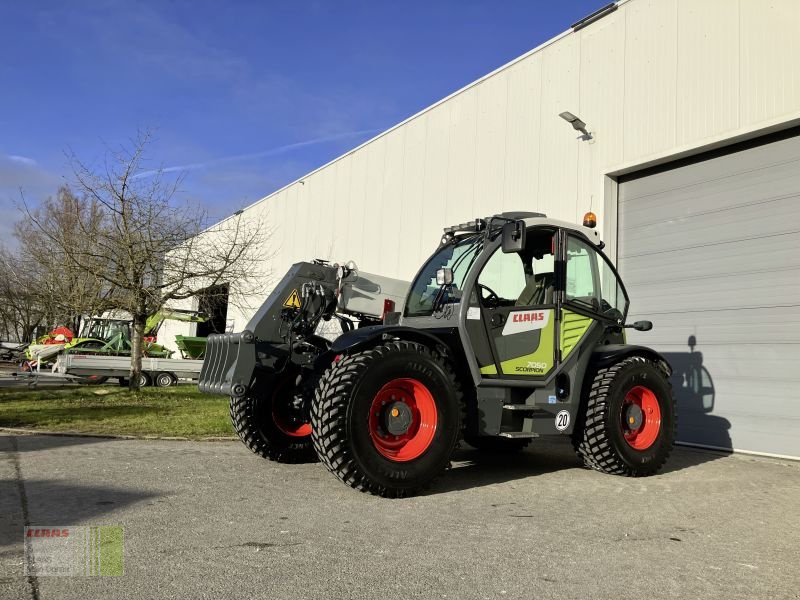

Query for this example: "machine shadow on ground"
[1,434,160,554]
[430,439,582,494]
[0,433,109,454]
[0,479,158,531]
[428,439,730,495]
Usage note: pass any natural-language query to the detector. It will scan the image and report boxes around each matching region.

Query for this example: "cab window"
[477,249,525,305]
[565,235,627,319]
[477,230,555,307]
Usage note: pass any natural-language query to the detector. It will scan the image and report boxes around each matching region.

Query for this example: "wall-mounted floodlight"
[559,111,593,141]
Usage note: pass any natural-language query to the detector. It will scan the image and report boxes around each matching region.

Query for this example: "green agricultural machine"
[199,212,675,497]
[24,309,208,369]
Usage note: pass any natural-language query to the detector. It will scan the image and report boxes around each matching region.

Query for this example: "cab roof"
[520,215,603,247]
[443,211,604,247]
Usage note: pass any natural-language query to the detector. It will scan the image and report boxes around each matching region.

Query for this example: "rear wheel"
[230,369,317,464]
[312,341,462,497]
[574,355,675,476]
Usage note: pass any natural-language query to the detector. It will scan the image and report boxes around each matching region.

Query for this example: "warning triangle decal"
[283,289,302,309]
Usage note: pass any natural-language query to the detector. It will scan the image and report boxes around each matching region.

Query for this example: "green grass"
[0,384,235,438]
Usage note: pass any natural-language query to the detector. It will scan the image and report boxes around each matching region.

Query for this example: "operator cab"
[402,213,629,383]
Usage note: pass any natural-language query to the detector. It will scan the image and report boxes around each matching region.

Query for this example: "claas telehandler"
[199,212,675,497]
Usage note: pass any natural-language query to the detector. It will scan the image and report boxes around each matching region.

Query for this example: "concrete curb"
[0,426,237,442]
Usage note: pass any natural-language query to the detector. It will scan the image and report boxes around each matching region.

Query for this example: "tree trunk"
[129,313,147,391]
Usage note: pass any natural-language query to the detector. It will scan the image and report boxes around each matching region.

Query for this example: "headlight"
[436,268,454,286]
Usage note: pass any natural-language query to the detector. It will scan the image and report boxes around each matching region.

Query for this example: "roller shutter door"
[618,131,800,458]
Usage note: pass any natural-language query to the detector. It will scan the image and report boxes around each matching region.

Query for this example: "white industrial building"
[163,0,800,458]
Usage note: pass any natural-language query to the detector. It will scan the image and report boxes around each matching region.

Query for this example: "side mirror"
[501,220,526,254]
[629,320,653,331]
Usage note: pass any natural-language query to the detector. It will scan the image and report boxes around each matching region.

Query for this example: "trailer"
[55,353,204,387]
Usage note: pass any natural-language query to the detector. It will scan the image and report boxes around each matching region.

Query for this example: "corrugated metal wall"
[619,132,800,457]
[188,0,800,333]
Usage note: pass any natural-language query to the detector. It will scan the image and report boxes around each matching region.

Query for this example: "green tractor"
[200,212,675,497]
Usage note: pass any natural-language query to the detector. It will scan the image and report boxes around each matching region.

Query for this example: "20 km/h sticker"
[555,410,570,431]
[283,289,302,309]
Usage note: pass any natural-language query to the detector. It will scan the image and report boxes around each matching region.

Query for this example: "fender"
[329,324,456,355]
[590,344,673,376]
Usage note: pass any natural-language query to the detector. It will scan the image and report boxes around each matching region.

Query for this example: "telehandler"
[199,212,675,497]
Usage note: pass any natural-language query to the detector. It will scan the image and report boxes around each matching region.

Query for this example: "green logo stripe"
[479,363,497,375]
[560,310,593,359]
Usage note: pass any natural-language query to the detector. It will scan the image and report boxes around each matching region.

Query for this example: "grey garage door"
[618,131,800,458]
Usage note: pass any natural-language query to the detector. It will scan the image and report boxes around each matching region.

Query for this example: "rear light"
[382,299,396,319]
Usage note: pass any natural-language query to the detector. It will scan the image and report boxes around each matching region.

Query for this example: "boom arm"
[145,309,209,336]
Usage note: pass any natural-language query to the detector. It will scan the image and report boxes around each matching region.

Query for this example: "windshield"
[79,319,131,341]
[404,236,483,318]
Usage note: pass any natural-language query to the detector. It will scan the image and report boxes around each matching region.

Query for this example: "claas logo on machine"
[283,289,302,309]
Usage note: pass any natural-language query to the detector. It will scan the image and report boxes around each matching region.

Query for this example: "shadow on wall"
[661,335,732,452]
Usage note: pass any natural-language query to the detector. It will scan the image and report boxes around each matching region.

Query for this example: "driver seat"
[516,272,554,306]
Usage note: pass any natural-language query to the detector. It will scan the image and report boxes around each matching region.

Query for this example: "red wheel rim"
[622,385,662,450]
[271,378,312,438]
[368,378,438,462]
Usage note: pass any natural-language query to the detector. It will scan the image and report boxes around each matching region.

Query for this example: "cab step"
[502,404,539,412]
[497,431,539,439]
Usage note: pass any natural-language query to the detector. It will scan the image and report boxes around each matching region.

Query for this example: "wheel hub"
[368,378,438,462]
[272,384,312,438]
[621,385,662,451]
[383,401,413,435]
[625,403,644,430]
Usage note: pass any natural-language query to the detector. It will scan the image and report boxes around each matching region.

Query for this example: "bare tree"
[0,247,45,342]
[23,130,265,389]
[15,186,114,334]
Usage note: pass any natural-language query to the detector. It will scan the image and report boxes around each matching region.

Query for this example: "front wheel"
[311,341,462,497]
[574,355,675,476]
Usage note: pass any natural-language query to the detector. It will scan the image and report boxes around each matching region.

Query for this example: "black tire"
[155,372,176,388]
[311,340,462,498]
[463,435,531,453]
[574,355,675,476]
[229,370,317,464]
[136,372,151,388]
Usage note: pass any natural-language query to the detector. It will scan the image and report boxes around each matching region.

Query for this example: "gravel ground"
[1,433,798,600]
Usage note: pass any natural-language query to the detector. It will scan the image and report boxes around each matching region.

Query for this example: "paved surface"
[1,434,798,600]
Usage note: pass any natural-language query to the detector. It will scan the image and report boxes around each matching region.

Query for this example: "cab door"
[466,229,558,379]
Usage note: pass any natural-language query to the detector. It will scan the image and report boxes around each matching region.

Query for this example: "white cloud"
[6,155,37,167]
[133,128,381,179]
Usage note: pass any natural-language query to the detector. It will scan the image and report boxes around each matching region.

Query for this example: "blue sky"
[1,0,605,242]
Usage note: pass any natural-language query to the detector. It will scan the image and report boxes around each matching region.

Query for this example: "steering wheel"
[477,284,501,308]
